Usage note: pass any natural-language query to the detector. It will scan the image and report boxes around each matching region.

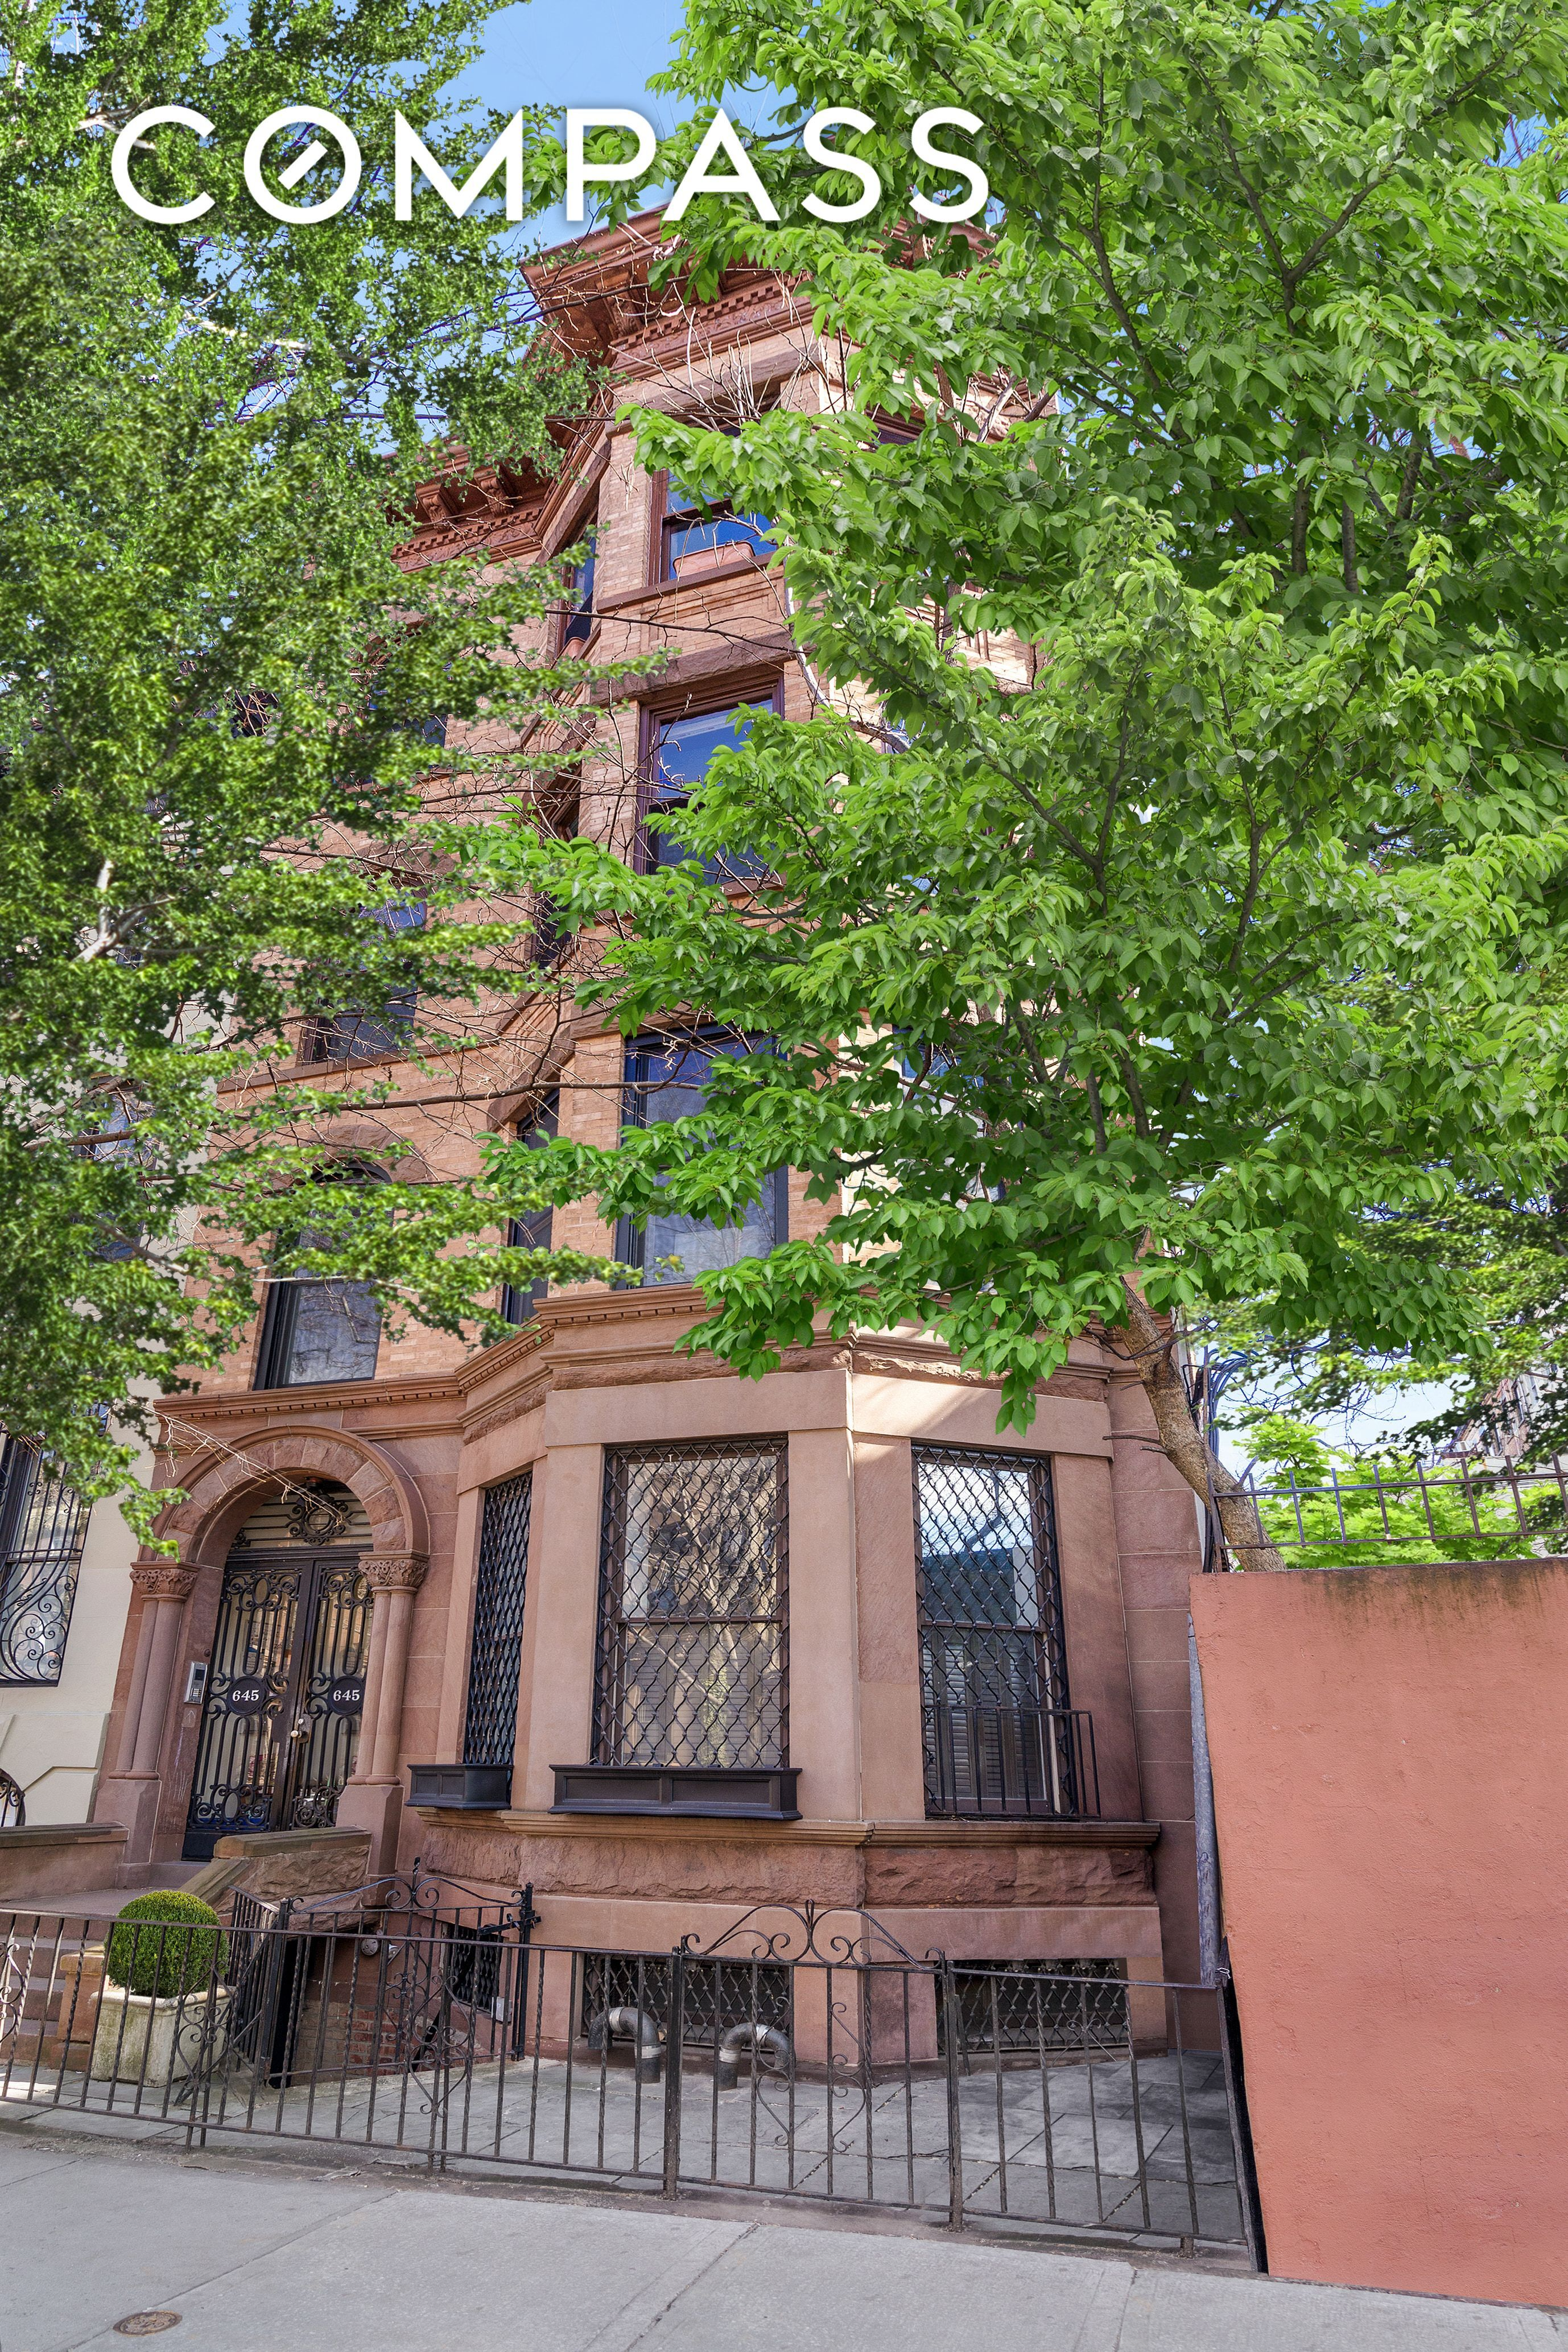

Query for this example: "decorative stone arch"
[158,1423,428,1573]
[99,1426,430,1872]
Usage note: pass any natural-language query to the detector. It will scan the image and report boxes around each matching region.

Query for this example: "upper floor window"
[303,900,424,1066]
[255,1172,384,1389]
[526,781,580,970]
[913,1444,1089,1819]
[501,1091,559,1327]
[659,473,773,582]
[594,1438,788,1770]
[560,534,596,649]
[0,1441,88,1686]
[644,695,776,884]
[618,1031,785,1285]
[305,995,417,1066]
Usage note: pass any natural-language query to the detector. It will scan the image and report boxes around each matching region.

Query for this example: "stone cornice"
[453,1324,550,1394]
[157,1306,1109,1449]
[463,1377,554,1444]
[156,1377,465,1425]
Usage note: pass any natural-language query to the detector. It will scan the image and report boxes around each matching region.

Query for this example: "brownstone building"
[92,217,1207,2008]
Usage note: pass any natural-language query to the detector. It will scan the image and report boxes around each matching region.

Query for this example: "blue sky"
[450,0,691,123]
[441,0,774,241]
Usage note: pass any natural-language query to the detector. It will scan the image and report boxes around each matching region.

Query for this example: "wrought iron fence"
[0,1883,1249,2255]
[1223,1453,1568,1567]
[942,1959,1128,2057]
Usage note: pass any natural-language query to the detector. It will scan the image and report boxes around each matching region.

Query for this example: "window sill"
[290,1049,408,1077]
[595,553,771,616]
[551,1764,800,1821]
[407,1763,513,1810]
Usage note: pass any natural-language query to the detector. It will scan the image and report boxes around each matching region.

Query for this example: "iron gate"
[184,1548,370,1858]
[0,1885,1257,2258]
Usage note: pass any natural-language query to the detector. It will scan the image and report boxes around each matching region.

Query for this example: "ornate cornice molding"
[155,1377,464,1427]
[464,1376,554,1443]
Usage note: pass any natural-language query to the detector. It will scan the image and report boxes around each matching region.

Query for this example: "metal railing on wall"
[1218,1454,1568,1569]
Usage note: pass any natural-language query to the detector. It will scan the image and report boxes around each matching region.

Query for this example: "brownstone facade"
[93,217,1207,2013]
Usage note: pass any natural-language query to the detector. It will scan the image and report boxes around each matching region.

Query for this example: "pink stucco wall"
[1191,1561,1568,2309]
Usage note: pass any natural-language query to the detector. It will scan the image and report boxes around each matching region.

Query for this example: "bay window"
[914,1443,1092,1818]
[593,1437,788,1771]
[659,473,772,581]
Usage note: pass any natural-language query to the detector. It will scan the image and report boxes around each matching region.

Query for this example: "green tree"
[0,2,636,1522]
[1204,1152,1568,1469]
[486,0,1568,1569]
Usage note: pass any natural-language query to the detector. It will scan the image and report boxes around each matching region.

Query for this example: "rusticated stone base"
[410,1812,1160,1928]
[863,1839,1154,1910]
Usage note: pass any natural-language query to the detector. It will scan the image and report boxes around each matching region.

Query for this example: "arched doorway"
[183,1481,372,1859]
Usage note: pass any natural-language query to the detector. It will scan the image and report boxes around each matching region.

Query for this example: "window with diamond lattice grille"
[913,1445,1074,1815]
[594,1439,787,1770]
[463,1473,533,1769]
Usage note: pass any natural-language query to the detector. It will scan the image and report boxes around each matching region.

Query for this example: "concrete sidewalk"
[0,2124,1560,2352]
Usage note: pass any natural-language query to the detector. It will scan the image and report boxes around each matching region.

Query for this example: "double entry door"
[184,1547,372,1860]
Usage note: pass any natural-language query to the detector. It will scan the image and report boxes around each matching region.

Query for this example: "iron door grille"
[913,1444,1076,1816]
[595,1438,787,1771]
[463,1471,533,1768]
[184,1549,370,1857]
[0,1441,88,1686]
[278,1558,372,1828]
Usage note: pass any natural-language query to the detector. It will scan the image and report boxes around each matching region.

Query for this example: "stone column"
[336,1552,427,1874]
[93,1559,197,1868]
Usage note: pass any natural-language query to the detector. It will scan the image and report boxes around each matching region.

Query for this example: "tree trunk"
[1109,1282,1289,1571]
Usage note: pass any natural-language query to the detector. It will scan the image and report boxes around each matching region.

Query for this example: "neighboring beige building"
[87,219,1210,2013]
[0,1449,143,1827]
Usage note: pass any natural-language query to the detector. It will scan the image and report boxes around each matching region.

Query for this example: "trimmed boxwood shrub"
[105,1892,226,2001]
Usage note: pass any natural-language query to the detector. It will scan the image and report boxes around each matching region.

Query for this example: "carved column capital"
[130,1558,199,1603]
[362,1552,428,1594]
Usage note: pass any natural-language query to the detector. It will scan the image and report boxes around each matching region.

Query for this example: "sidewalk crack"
[584,2220,760,2352]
